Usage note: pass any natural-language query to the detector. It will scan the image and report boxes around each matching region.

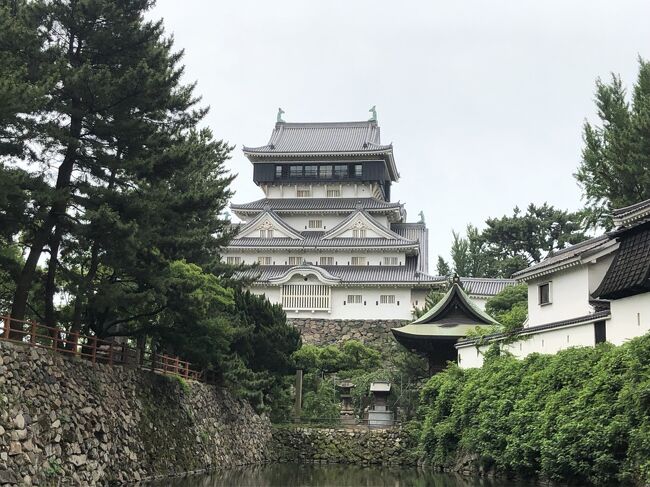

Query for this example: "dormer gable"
[322,209,411,241]
[236,210,304,240]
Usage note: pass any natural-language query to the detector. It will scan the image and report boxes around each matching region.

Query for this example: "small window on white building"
[380,295,396,304]
[309,219,323,229]
[351,256,366,265]
[347,294,362,304]
[226,256,241,265]
[327,188,341,197]
[257,256,272,265]
[304,166,318,178]
[383,256,398,265]
[275,165,283,178]
[352,229,367,238]
[296,188,311,198]
[320,256,334,265]
[259,229,274,238]
[288,256,302,265]
[538,282,551,305]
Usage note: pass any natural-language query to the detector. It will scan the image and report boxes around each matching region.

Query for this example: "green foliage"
[292,340,425,423]
[441,205,586,278]
[435,256,451,277]
[485,284,528,331]
[412,289,446,319]
[576,58,650,229]
[302,378,340,422]
[418,334,650,485]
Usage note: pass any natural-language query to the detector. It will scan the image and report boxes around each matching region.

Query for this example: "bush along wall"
[417,333,650,486]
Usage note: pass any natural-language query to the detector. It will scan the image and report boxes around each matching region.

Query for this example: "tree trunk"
[10,114,81,331]
[44,224,64,329]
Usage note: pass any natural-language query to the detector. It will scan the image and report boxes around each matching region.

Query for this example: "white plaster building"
[225,117,513,322]
[456,199,650,368]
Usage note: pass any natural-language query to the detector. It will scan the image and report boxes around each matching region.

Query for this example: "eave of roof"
[230,198,403,214]
[412,282,499,326]
[512,235,615,281]
[612,198,650,228]
[455,311,611,347]
[391,322,481,339]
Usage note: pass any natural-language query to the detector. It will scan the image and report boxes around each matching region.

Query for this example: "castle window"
[319,256,333,265]
[334,165,348,178]
[288,256,302,265]
[327,188,341,198]
[380,295,396,304]
[226,256,241,265]
[319,165,332,178]
[289,165,303,177]
[257,256,272,265]
[383,256,398,265]
[538,282,551,305]
[304,165,318,178]
[275,165,283,178]
[259,229,274,238]
[351,256,366,265]
[282,284,330,311]
[354,164,362,177]
[352,229,367,238]
[297,188,311,198]
[347,294,362,304]
[309,219,323,229]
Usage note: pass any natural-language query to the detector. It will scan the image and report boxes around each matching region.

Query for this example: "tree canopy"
[437,204,587,278]
[576,58,650,229]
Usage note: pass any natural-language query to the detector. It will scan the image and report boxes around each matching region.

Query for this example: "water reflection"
[152,463,534,487]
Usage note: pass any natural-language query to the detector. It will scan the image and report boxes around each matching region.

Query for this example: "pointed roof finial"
[368,105,377,122]
[277,107,285,123]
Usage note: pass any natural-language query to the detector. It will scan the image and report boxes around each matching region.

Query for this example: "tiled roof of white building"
[243,121,391,154]
[391,223,428,273]
[460,277,517,297]
[230,197,403,213]
[227,233,420,250]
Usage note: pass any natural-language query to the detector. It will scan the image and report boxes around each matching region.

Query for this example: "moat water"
[152,463,536,486]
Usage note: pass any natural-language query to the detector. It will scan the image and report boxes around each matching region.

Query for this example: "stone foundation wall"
[0,341,271,485]
[287,319,409,347]
[268,426,416,465]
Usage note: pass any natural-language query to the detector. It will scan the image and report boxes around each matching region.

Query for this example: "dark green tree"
[484,284,528,331]
[436,256,451,277]
[575,58,650,229]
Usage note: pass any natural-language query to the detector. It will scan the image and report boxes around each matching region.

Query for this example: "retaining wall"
[0,341,271,485]
[287,319,409,347]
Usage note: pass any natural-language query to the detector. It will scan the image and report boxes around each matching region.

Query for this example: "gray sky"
[153,0,650,269]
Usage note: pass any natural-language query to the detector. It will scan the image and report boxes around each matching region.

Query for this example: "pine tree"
[576,58,650,229]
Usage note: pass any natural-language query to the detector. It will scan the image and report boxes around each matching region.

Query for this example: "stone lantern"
[337,380,356,425]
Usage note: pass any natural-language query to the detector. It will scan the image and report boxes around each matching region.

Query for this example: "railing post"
[184,362,189,378]
[108,344,113,366]
[175,356,179,376]
[30,321,36,346]
[91,337,97,364]
[2,316,10,340]
[72,332,79,356]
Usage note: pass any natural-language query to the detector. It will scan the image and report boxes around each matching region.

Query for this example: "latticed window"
[296,188,311,198]
[282,284,331,311]
[319,256,333,265]
[259,229,274,238]
[347,294,362,304]
[304,166,318,178]
[288,256,302,265]
[226,256,241,265]
[327,188,340,197]
[351,256,366,265]
[309,219,323,229]
[383,256,398,265]
[380,295,396,304]
[257,256,272,265]
[352,229,366,238]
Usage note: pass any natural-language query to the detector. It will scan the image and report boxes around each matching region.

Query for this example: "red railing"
[0,315,203,382]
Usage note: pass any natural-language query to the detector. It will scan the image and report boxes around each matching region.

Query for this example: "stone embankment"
[287,319,409,347]
[0,340,271,485]
[268,426,416,466]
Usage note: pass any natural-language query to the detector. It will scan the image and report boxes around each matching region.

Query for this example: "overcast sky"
[152,0,650,268]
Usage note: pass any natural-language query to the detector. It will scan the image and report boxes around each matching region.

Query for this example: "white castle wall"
[607,293,650,345]
[263,182,380,199]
